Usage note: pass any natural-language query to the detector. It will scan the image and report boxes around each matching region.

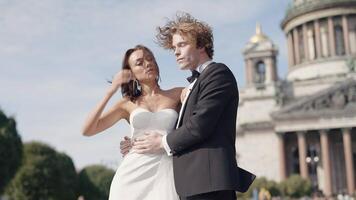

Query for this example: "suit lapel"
[175,62,215,128]
[176,79,197,128]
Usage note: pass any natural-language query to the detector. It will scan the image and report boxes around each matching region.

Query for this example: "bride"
[82,45,184,200]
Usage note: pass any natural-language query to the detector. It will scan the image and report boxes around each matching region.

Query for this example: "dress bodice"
[129,108,178,138]
[109,107,180,200]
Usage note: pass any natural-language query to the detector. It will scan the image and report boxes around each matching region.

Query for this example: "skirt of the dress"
[108,151,179,200]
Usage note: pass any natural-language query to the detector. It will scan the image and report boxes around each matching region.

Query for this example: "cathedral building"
[236,0,356,196]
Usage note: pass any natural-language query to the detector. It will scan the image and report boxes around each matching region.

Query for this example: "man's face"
[172,33,202,70]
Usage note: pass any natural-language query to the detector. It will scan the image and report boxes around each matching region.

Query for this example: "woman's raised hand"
[109,70,132,94]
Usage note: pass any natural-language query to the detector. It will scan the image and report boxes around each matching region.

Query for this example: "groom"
[125,13,255,200]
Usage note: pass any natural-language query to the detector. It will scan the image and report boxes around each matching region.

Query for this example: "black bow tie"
[187,70,200,83]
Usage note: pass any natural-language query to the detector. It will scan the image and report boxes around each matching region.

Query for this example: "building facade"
[236,0,356,196]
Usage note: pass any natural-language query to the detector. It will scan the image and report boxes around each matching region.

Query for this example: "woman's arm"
[169,87,184,111]
[82,70,131,136]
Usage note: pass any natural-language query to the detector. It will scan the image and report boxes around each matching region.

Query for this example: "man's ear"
[198,47,205,54]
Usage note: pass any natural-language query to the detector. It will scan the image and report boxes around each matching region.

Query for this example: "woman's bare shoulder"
[165,87,184,95]
[162,87,184,102]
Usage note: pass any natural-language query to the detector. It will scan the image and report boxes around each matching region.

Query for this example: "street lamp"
[306,146,320,193]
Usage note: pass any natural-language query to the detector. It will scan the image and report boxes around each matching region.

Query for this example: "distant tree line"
[237,175,313,199]
[0,109,115,200]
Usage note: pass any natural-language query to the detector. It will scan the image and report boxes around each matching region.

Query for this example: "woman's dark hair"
[120,45,160,102]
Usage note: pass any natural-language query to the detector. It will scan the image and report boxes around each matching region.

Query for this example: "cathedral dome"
[281,0,356,82]
[249,24,270,43]
[282,0,356,28]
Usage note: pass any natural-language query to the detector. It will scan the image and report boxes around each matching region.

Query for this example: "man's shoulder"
[205,62,231,73]
[209,62,227,68]
[204,62,235,79]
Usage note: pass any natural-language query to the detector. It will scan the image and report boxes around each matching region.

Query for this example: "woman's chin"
[142,75,157,82]
[147,73,157,79]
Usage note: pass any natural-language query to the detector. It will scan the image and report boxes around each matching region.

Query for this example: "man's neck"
[192,57,211,71]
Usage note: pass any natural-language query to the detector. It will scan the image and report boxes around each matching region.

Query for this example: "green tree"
[78,165,115,200]
[279,174,312,198]
[347,58,356,72]
[0,109,23,194]
[237,177,281,199]
[5,142,79,200]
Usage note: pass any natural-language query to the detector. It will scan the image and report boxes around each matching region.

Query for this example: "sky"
[0,0,292,170]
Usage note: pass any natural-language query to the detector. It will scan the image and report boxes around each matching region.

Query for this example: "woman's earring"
[133,79,141,97]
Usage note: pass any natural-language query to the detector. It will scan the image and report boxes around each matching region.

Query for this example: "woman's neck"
[140,81,160,96]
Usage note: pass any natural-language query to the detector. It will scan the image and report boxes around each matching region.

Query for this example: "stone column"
[297,131,309,179]
[320,129,332,197]
[245,59,253,86]
[246,59,255,86]
[328,17,336,56]
[342,15,351,55]
[307,29,316,60]
[287,32,295,68]
[342,128,355,195]
[265,58,275,84]
[278,133,287,181]
[303,24,310,61]
[271,59,277,82]
[321,26,329,57]
[293,28,300,65]
[314,20,322,58]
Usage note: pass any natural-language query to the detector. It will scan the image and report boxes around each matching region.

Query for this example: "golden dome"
[249,23,269,43]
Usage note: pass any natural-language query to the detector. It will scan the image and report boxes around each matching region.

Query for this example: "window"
[335,25,345,55]
[254,61,266,84]
[334,17,346,56]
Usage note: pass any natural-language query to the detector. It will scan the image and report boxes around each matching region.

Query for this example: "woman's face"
[128,49,159,83]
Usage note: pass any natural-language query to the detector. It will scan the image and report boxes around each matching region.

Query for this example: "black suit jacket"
[167,62,255,197]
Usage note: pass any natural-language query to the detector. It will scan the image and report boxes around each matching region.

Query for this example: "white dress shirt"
[162,60,213,156]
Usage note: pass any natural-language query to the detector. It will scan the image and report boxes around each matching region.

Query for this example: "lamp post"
[306,146,320,193]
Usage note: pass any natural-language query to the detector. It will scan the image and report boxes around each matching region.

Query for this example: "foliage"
[237,176,281,199]
[78,165,115,200]
[347,58,356,72]
[0,110,23,194]
[4,142,79,200]
[237,175,312,199]
[279,174,312,198]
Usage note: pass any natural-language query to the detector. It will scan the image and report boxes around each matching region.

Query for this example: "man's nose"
[174,48,180,56]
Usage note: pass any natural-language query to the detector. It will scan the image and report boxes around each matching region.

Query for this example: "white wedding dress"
[109,107,179,200]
